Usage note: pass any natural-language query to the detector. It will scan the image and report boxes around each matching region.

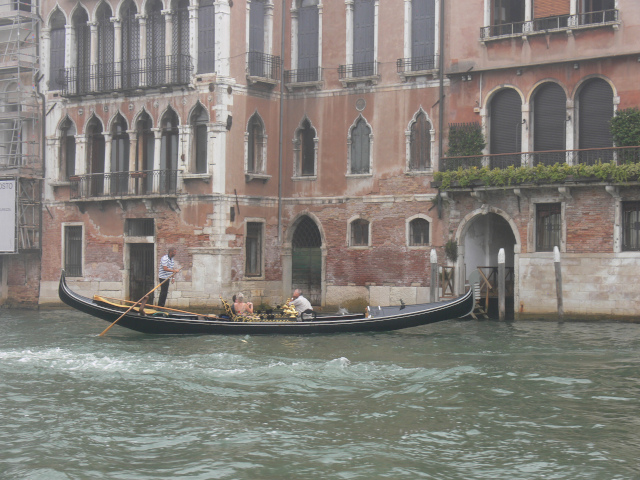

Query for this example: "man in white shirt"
[158,247,178,307]
[291,289,313,317]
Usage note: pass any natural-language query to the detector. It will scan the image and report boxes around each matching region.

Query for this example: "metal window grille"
[351,219,369,246]
[536,203,561,252]
[409,218,429,246]
[64,226,82,277]
[245,222,262,276]
[622,202,640,252]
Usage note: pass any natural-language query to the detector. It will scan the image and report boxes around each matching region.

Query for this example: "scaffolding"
[0,0,40,252]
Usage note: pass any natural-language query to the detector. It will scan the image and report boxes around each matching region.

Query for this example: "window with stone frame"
[411,0,436,71]
[350,218,370,246]
[191,105,209,174]
[409,111,432,171]
[49,10,66,90]
[64,225,83,277]
[349,116,371,175]
[198,0,216,73]
[245,222,263,276]
[491,0,526,36]
[59,118,76,181]
[409,218,430,246]
[246,114,266,174]
[622,202,640,252]
[536,203,562,252]
[579,0,616,25]
[295,117,316,176]
[110,115,130,195]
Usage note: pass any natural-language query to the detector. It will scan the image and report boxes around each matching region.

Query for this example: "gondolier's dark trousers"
[158,277,171,307]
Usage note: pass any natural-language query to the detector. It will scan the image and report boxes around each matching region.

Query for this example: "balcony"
[480,9,619,41]
[441,146,640,171]
[59,55,193,97]
[69,170,178,200]
[338,61,380,87]
[396,55,439,81]
[246,52,281,86]
[284,67,323,90]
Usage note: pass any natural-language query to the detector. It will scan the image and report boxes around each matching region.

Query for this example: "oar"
[99,267,182,336]
[96,295,218,318]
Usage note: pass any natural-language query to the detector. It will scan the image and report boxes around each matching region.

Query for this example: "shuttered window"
[578,78,613,150]
[64,226,83,277]
[298,0,319,80]
[410,112,431,170]
[350,118,371,174]
[198,0,215,73]
[246,222,263,276]
[353,0,374,75]
[535,0,569,18]
[192,106,208,174]
[490,89,522,158]
[622,202,640,251]
[533,83,566,164]
[536,203,561,252]
[49,12,66,90]
[110,116,130,195]
[411,0,435,71]
[74,10,90,94]
[247,115,264,173]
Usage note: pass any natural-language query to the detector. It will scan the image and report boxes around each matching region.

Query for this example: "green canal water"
[0,309,639,480]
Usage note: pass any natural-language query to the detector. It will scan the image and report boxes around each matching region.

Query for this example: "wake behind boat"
[58,271,475,335]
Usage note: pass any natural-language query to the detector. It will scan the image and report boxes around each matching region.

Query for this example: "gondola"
[58,271,475,335]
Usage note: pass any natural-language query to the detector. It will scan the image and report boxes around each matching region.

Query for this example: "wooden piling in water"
[430,249,439,302]
[498,248,505,321]
[554,246,564,318]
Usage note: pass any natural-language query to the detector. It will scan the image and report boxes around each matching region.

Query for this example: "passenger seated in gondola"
[234,293,254,315]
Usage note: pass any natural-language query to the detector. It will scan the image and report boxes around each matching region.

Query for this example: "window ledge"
[407,245,431,250]
[346,173,373,179]
[405,169,434,176]
[339,74,380,88]
[286,80,323,91]
[247,75,279,87]
[50,180,71,188]
[291,175,317,181]
[481,20,620,43]
[182,173,211,183]
[348,245,372,250]
[245,173,271,183]
[398,69,439,82]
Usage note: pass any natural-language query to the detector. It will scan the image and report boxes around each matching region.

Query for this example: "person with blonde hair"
[233,292,254,315]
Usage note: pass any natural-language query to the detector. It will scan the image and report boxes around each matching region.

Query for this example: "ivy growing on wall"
[610,108,640,148]
[446,123,486,157]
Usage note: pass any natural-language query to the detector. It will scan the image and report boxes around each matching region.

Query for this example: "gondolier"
[158,247,178,307]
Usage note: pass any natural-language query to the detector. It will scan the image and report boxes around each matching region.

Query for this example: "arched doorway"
[459,210,518,315]
[291,216,322,305]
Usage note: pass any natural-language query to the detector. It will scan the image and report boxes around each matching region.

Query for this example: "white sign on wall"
[0,179,16,253]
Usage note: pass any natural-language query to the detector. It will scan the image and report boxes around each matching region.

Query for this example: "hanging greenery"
[445,239,458,263]
[610,107,640,147]
[446,123,486,157]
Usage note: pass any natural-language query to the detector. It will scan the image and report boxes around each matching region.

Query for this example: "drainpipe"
[438,0,445,167]
[277,0,285,243]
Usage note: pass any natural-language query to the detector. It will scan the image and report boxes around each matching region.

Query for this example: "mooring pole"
[554,246,564,318]
[498,248,505,321]
[430,249,439,302]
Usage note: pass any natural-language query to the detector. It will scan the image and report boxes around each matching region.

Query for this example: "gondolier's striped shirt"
[159,254,175,279]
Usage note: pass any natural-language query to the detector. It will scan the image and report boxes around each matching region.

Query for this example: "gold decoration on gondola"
[219,297,297,323]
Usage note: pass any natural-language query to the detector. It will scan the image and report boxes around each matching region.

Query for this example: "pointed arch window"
[246,114,266,175]
[294,118,316,177]
[49,10,66,90]
[60,118,76,181]
[409,111,432,171]
[136,112,154,194]
[111,115,130,195]
[191,105,209,174]
[533,83,566,166]
[73,9,91,95]
[348,116,372,175]
[160,110,179,193]
[87,117,105,197]
[96,3,115,91]
[121,1,140,89]
[198,0,216,73]
[147,0,166,86]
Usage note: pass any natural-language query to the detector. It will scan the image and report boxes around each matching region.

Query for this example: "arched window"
[295,117,316,176]
[87,117,105,196]
[198,0,216,73]
[578,78,614,156]
[349,116,371,175]
[96,3,114,91]
[409,111,431,171]
[533,83,566,166]
[73,9,90,94]
[60,118,76,180]
[147,0,166,86]
[489,88,522,168]
[297,0,319,81]
[136,112,154,193]
[172,0,190,83]
[49,10,66,90]
[111,115,130,194]
[350,218,370,246]
[248,0,266,76]
[191,105,209,174]
[409,218,430,246]
[246,114,265,174]
[160,109,179,193]
[411,0,435,71]
[121,1,140,89]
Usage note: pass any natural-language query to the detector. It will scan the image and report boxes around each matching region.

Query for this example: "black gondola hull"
[59,272,475,335]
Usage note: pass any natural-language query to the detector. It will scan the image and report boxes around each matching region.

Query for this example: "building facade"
[31,0,640,318]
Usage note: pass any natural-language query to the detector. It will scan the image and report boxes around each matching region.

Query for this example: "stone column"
[163,10,173,84]
[153,128,162,193]
[113,18,122,89]
[103,132,113,195]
